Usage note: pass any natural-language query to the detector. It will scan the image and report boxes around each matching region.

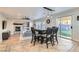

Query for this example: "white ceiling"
[49,7,73,13]
[0,7,75,20]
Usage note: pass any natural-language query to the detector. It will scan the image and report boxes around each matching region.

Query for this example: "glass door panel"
[56,16,72,39]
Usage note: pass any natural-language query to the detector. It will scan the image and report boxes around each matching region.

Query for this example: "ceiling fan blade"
[43,7,55,11]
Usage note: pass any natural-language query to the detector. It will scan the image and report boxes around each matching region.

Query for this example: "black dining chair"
[37,30,46,44]
[45,28,54,48]
[31,27,40,46]
[31,27,34,43]
[52,27,58,44]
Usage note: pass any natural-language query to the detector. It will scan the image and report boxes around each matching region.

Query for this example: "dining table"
[35,29,46,34]
[34,29,47,44]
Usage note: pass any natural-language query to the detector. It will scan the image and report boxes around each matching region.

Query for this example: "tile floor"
[0,34,79,52]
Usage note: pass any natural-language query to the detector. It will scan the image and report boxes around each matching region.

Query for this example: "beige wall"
[33,17,56,28]
[6,19,26,35]
[6,19,33,35]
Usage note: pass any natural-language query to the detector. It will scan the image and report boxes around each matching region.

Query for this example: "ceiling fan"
[43,7,55,11]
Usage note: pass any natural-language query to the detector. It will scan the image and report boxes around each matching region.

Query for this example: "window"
[35,22,46,30]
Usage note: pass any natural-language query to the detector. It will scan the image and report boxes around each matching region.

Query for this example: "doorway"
[56,16,72,39]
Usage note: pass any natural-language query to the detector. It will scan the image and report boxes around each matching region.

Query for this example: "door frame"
[56,15,73,40]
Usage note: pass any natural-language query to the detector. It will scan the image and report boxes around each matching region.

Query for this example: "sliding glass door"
[56,16,72,39]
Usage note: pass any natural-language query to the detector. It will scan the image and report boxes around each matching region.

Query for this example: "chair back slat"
[52,27,58,34]
[46,28,52,34]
